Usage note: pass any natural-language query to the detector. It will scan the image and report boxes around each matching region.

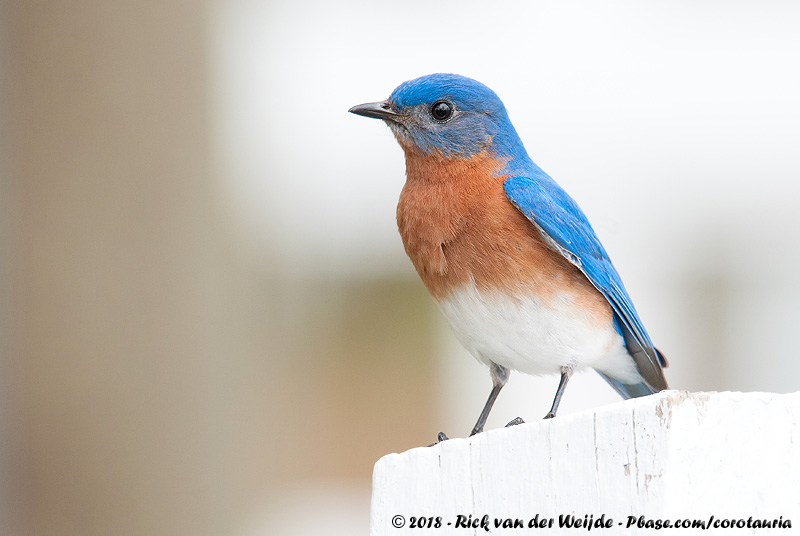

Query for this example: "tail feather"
[597,371,658,399]
[619,321,668,392]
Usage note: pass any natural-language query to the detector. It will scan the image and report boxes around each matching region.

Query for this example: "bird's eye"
[430,100,453,122]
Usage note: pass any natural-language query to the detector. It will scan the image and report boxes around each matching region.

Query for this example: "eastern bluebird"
[350,74,668,438]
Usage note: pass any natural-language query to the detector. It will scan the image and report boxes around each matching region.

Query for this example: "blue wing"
[503,174,667,396]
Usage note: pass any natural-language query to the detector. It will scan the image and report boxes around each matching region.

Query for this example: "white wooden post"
[370,391,800,535]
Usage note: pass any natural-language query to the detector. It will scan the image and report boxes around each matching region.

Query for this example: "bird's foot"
[505,417,525,427]
[427,431,450,447]
[543,411,556,419]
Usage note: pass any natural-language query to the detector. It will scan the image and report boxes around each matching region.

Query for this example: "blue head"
[350,74,532,169]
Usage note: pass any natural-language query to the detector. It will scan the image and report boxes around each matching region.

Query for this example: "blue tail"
[597,371,658,399]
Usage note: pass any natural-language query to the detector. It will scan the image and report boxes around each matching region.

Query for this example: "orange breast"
[396,149,611,321]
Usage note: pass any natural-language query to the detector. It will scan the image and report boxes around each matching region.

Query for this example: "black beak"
[348,101,402,121]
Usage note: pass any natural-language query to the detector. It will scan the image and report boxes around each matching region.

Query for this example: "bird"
[349,73,667,438]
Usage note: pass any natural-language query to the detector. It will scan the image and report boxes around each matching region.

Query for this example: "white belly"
[436,280,643,384]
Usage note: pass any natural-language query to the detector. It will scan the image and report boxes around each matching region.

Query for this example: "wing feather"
[503,174,667,392]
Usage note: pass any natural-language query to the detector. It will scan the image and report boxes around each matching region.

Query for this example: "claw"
[505,417,525,427]
[427,431,450,447]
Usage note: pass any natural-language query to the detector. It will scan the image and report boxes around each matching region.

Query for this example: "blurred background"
[1,1,799,534]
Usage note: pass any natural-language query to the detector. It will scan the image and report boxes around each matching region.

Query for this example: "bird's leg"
[470,384,503,436]
[544,366,574,419]
[470,363,509,436]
